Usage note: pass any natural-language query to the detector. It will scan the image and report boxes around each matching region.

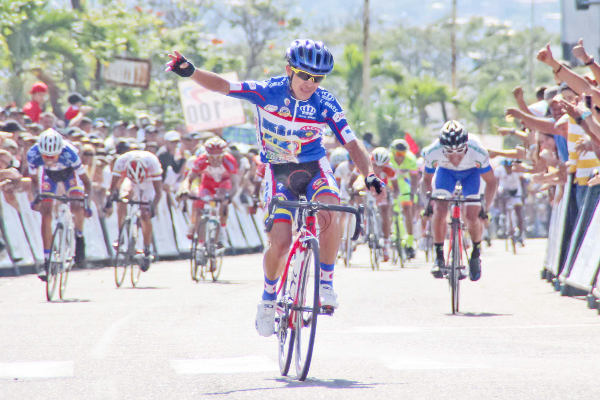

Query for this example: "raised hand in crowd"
[572,39,594,65]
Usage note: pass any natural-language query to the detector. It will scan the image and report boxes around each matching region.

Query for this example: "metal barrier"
[0,192,265,276]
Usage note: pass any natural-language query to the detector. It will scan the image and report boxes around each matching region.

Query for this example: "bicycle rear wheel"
[113,220,130,288]
[46,224,63,301]
[294,238,320,381]
[59,227,75,300]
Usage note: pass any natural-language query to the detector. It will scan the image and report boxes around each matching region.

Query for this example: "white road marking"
[170,356,278,375]
[0,361,74,379]
[343,323,600,334]
[384,357,488,370]
[91,313,133,359]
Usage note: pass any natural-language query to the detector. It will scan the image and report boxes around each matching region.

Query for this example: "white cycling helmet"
[330,147,349,168]
[125,157,148,184]
[38,128,64,156]
[371,147,391,167]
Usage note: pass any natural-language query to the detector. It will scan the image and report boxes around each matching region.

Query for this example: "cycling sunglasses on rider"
[41,154,59,160]
[442,145,467,155]
[290,66,325,83]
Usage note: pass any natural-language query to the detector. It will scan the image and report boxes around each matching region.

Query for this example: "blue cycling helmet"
[286,39,334,75]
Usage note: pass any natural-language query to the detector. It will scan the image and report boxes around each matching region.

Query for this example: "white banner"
[178,72,246,131]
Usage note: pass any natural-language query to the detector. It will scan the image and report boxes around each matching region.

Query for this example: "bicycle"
[420,217,434,262]
[340,209,356,268]
[499,193,519,254]
[265,196,362,381]
[112,198,153,288]
[37,193,88,301]
[364,192,383,270]
[186,194,227,282]
[426,188,481,314]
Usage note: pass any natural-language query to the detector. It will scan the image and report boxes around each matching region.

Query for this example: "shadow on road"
[203,377,384,395]
[450,312,513,317]
[49,298,91,303]
[125,286,167,290]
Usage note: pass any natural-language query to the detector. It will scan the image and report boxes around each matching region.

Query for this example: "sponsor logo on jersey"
[299,104,316,116]
[321,91,335,102]
[284,98,291,106]
[248,81,257,90]
[312,177,327,190]
[332,111,345,123]
[321,109,328,117]
[324,101,338,112]
[278,107,291,118]
[42,181,51,191]
[342,127,353,137]
[264,104,278,112]
[301,126,320,136]
[269,80,286,88]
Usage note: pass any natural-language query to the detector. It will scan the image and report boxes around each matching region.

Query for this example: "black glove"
[364,173,385,194]
[478,208,489,220]
[169,54,195,78]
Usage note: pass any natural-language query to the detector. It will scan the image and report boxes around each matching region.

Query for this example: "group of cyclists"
[27,38,515,338]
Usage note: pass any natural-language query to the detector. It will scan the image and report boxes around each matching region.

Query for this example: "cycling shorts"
[433,167,481,200]
[396,177,414,206]
[40,168,83,197]
[193,179,232,209]
[264,158,340,225]
[120,178,155,206]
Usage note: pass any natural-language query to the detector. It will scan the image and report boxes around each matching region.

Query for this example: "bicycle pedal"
[320,306,335,315]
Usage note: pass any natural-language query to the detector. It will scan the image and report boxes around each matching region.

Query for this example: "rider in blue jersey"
[168,39,384,337]
[27,129,92,280]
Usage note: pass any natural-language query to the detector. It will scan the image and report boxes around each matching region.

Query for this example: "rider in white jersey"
[422,121,497,281]
[495,159,525,243]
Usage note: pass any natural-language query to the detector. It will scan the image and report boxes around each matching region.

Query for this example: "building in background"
[561,0,600,64]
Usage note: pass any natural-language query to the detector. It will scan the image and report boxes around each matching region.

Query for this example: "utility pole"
[528,0,535,87]
[362,0,371,106]
[451,0,457,90]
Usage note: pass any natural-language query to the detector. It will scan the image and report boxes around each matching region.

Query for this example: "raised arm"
[166,50,230,95]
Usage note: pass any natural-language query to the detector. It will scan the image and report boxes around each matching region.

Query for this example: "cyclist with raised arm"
[104,150,163,272]
[167,39,383,337]
[28,129,92,280]
[422,121,497,281]
[178,137,238,245]
[389,139,419,259]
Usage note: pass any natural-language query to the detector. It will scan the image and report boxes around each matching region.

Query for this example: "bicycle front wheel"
[294,238,320,381]
[190,233,200,282]
[207,221,223,281]
[450,226,461,314]
[113,220,130,288]
[130,223,142,287]
[59,227,75,300]
[46,224,63,301]
[343,216,354,268]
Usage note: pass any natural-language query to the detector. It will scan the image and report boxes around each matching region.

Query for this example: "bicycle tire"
[277,244,300,376]
[130,223,142,287]
[59,227,75,300]
[206,219,222,281]
[46,224,63,301]
[294,238,320,381]
[190,233,200,282]
[450,224,461,314]
[113,220,130,288]
[343,216,354,268]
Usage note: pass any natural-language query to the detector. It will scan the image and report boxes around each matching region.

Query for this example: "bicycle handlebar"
[114,198,151,206]
[265,198,363,241]
[37,193,89,210]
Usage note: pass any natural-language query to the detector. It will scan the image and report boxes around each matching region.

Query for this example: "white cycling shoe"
[255,300,276,337]
[319,285,339,309]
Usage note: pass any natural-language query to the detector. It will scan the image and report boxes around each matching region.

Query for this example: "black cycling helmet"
[286,39,334,75]
[390,138,409,152]
[439,120,468,150]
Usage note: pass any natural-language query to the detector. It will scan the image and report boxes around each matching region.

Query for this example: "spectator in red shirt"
[22,82,48,123]
[64,92,88,122]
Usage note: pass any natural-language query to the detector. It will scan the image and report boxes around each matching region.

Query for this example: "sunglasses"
[83,152,95,156]
[41,154,59,160]
[443,146,467,155]
[290,66,325,83]
[394,150,406,157]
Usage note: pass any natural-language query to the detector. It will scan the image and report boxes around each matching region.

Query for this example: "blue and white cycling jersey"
[227,76,356,164]
[422,138,491,174]
[27,141,85,177]
[422,138,492,197]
